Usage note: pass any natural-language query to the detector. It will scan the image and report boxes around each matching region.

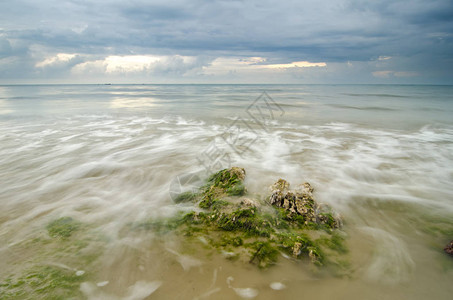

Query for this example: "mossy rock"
[217,207,273,237]
[148,167,348,270]
[206,167,246,188]
[199,167,247,208]
[249,241,279,268]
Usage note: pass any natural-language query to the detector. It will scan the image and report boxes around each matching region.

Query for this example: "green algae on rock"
[155,167,347,269]
[198,167,247,208]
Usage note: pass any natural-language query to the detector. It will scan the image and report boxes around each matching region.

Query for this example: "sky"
[0,0,452,84]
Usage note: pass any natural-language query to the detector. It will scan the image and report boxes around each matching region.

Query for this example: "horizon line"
[1,83,452,86]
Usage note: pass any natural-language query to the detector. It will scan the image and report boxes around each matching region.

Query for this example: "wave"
[326,104,400,111]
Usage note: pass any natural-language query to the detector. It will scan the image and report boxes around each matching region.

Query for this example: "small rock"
[444,240,453,256]
[293,242,302,257]
[229,167,246,181]
[75,270,85,276]
[240,198,258,207]
[270,179,290,193]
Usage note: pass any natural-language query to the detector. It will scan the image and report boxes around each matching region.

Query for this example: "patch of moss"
[174,191,198,203]
[317,232,348,254]
[134,211,202,233]
[226,184,246,196]
[46,217,79,239]
[199,168,246,208]
[0,265,85,299]
[217,207,273,237]
[198,187,222,209]
[317,212,338,229]
[206,167,244,189]
[276,232,323,263]
[219,235,244,247]
[272,208,319,230]
[249,241,279,268]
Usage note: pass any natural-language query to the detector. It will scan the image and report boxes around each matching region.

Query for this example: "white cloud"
[263,61,327,69]
[104,55,161,73]
[71,59,106,75]
[71,54,208,78]
[36,53,76,68]
[204,57,326,75]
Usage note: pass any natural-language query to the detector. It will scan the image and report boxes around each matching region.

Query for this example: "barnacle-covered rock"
[270,179,341,229]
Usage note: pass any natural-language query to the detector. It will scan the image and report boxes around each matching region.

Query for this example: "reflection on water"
[0,85,453,299]
[0,99,13,114]
[110,97,161,109]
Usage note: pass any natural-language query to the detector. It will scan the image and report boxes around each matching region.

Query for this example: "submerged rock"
[445,240,453,256]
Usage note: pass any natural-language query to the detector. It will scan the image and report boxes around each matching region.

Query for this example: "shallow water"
[0,84,452,299]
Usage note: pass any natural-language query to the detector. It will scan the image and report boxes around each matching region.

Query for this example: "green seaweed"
[226,184,246,196]
[317,212,338,229]
[276,231,324,263]
[46,217,79,239]
[317,232,348,254]
[211,199,230,210]
[272,207,322,230]
[0,265,85,299]
[134,211,204,233]
[174,191,198,203]
[217,207,273,237]
[249,241,279,268]
[199,168,246,208]
[206,168,243,189]
[219,235,244,247]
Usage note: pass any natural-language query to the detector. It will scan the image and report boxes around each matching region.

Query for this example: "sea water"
[0,84,452,299]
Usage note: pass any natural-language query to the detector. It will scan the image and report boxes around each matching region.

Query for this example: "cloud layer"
[0,0,452,83]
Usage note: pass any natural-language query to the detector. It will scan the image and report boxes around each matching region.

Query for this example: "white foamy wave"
[361,227,415,285]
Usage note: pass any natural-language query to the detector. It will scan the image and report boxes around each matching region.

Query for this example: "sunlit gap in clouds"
[35,53,327,77]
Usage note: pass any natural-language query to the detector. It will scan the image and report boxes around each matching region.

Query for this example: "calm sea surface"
[0,84,452,299]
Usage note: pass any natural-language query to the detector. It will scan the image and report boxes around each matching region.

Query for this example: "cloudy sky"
[0,0,452,84]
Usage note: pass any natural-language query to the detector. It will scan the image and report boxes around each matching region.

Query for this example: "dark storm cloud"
[0,0,452,83]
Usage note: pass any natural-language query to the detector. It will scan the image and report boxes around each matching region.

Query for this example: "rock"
[270,178,290,193]
[269,179,341,229]
[293,242,302,257]
[153,168,347,270]
[199,167,247,208]
[445,240,453,256]
[240,198,258,208]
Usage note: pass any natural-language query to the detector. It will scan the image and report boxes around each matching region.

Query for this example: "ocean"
[0,84,452,299]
